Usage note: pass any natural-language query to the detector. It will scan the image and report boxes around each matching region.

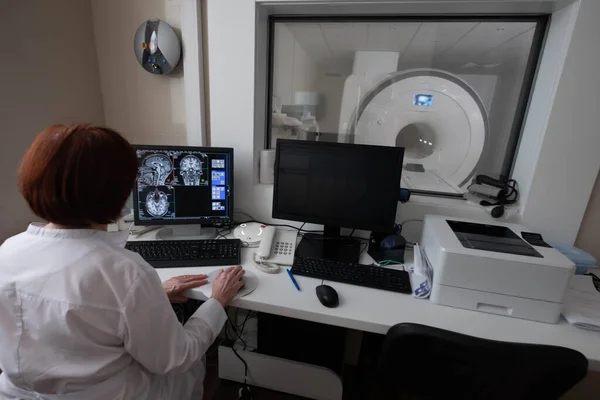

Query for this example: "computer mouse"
[316,285,339,308]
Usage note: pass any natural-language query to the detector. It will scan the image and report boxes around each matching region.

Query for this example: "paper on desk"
[563,275,600,332]
[409,243,433,299]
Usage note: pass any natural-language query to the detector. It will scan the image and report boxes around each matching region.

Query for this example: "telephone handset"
[253,226,297,273]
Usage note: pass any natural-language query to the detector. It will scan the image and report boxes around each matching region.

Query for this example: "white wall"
[514,0,600,244]
[206,0,259,220]
[272,24,319,107]
[457,74,497,114]
[272,24,296,106]
[206,0,598,245]
[90,0,189,146]
[0,0,105,242]
[315,60,354,133]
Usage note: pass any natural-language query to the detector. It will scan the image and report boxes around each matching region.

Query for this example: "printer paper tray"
[430,283,562,324]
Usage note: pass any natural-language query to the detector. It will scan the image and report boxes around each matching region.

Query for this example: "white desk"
[134,231,600,371]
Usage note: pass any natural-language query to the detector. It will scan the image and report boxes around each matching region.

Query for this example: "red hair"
[18,124,137,227]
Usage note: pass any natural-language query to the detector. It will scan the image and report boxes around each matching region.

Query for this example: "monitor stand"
[156,225,217,241]
[295,225,361,264]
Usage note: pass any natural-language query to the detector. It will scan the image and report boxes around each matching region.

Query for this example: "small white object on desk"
[253,227,297,273]
[234,225,297,274]
[563,274,600,332]
[233,222,267,247]
[184,268,259,301]
[409,243,433,299]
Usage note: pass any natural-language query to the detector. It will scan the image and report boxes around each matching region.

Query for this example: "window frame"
[265,15,549,198]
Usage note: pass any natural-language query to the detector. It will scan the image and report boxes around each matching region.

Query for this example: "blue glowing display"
[414,94,433,107]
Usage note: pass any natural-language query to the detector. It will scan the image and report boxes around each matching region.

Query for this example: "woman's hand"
[211,266,245,307]
[163,274,209,303]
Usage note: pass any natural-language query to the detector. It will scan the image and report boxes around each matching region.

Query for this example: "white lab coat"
[0,224,227,400]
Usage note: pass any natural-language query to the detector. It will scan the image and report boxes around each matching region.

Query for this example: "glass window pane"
[269,19,542,195]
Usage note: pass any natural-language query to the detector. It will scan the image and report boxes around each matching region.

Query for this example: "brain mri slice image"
[180,155,203,186]
[139,154,172,185]
[146,188,170,217]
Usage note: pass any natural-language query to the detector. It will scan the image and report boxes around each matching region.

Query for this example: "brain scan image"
[139,154,172,186]
[146,188,170,217]
[180,155,203,186]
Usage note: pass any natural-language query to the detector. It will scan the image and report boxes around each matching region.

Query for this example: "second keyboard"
[291,256,412,294]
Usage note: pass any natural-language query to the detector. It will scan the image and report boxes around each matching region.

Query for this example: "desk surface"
[133,230,600,370]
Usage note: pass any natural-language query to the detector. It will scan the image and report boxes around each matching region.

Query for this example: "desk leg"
[218,346,343,400]
[344,330,363,367]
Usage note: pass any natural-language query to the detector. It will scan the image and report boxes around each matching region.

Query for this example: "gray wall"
[90,0,188,146]
[0,0,105,242]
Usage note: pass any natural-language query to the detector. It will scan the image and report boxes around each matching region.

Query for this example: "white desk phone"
[256,226,297,266]
[233,223,297,273]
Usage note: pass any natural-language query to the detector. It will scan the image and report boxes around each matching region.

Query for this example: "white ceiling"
[282,21,537,72]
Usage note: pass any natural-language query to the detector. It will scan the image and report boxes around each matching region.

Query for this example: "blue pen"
[286,268,301,291]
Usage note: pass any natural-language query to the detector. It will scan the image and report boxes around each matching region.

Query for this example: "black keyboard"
[291,257,412,294]
[125,239,241,268]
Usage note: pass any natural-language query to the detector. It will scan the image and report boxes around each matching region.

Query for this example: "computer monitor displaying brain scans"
[133,145,233,226]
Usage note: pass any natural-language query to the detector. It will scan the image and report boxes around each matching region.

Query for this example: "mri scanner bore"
[347,69,488,193]
[269,20,544,195]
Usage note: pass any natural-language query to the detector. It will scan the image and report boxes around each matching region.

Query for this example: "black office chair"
[369,323,588,400]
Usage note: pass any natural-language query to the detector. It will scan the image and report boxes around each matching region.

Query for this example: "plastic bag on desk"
[409,243,433,299]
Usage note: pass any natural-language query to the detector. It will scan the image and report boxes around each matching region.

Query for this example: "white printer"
[421,215,575,323]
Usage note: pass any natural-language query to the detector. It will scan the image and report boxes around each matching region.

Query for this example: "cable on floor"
[225,313,251,396]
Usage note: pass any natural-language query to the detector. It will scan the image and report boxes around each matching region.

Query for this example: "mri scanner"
[337,52,490,194]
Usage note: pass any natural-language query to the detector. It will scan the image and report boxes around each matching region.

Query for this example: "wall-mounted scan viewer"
[134,19,181,75]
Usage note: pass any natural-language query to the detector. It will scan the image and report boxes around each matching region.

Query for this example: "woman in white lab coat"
[0,124,244,399]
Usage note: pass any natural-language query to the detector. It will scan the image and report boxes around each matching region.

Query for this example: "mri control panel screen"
[414,94,434,107]
[133,145,233,225]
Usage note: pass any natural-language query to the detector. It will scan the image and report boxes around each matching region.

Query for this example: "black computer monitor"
[132,145,234,228]
[273,140,404,262]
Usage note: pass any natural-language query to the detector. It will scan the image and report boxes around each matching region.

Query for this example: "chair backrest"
[373,323,588,400]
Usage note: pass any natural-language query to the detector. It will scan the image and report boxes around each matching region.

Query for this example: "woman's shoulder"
[0,232,157,309]
[0,231,30,250]
[90,242,155,277]
[70,244,159,306]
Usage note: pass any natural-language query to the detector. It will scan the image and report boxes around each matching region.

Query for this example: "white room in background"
[268,19,542,195]
[206,0,600,245]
